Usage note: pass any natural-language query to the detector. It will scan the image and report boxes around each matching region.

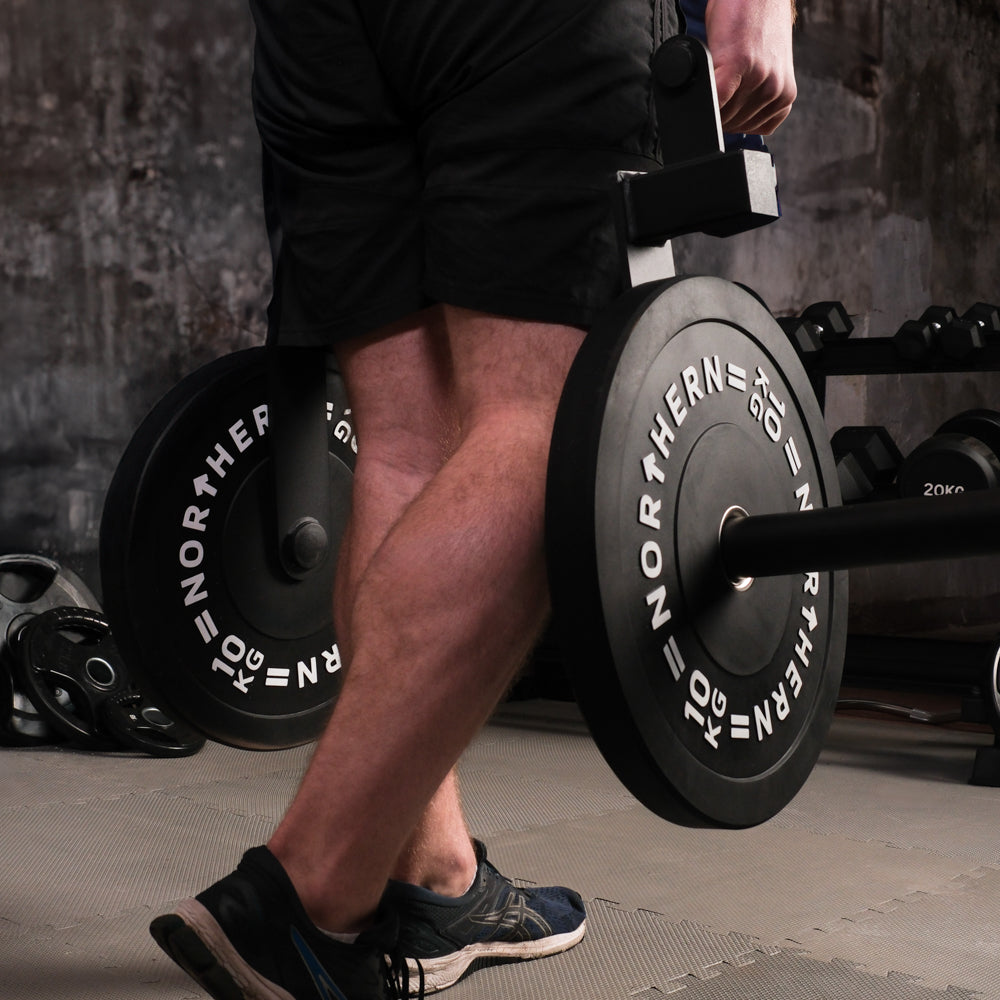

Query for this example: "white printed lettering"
[665,384,687,428]
[784,438,802,476]
[194,609,218,644]
[253,404,268,438]
[229,419,253,453]
[298,657,318,687]
[711,687,727,718]
[646,585,672,630]
[180,573,208,607]
[681,365,705,408]
[685,701,705,727]
[764,407,781,442]
[642,452,666,484]
[773,682,790,721]
[785,661,803,698]
[192,473,218,498]
[755,700,774,741]
[211,657,235,677]
[689,669,711,708]
[233,669,254,694]
[703,355,723,394]
[222,634,245,663]
[638,494,662,530]
[748,393,781,441]
[206,443,235,479]
[795,629,813,666]
[704,716,722,748]
[663,635,686,681]
[640,541,662,579]
[322,646,342,674]
[179,540,204,569]
[727,363,747,391]
[182,506,210,532]
[649,413,674,460]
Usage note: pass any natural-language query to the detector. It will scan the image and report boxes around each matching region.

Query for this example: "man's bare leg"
[388,771,478,895]
[329,308,478,899]
[268,306,585,932]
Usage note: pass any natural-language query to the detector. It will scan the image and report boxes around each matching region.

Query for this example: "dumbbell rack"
[804,337,1000,410]
[789,303,1000,786]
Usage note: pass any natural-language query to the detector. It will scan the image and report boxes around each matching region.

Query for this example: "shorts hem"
[267,294,430,347]
[270,285,603,346]
[425,280,598,332]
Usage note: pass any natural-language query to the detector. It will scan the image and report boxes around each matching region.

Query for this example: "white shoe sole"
[409,920,587,994]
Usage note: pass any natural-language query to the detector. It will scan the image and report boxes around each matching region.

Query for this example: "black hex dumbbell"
[897,409,1000,499]
[802,301,853,341]
[893,305,956,361]
[830,425,903,502]
[939,303,1000,360]
[777,316,823,355]
[778,300,853,356]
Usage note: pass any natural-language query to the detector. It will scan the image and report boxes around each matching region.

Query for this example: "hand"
[705,0,797,135]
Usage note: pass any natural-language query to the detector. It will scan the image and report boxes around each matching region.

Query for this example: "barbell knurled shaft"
[720,488,1000,579]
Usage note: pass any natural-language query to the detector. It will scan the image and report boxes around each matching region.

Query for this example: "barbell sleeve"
[720,488,1000,580]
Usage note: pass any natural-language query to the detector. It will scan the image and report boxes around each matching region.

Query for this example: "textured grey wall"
[1,0,998,633]
[0,0,267,578]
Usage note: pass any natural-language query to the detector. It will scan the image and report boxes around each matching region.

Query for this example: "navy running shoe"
[151,846,419,1000]
[383,841,586,993]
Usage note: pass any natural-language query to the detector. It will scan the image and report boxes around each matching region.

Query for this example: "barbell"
[98,36,1000,827]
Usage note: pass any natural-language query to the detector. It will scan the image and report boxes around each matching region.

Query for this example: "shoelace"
[383,948,425,1000]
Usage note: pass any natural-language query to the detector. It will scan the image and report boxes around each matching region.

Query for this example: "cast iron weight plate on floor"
[0,554,101,659]
[547,276,848,827]
[101,690,206,758]
[14,606,130,750]
[12,605,205,755]
[100,348,355,750]
[0,554,103,746]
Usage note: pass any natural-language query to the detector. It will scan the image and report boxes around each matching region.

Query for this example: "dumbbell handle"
[720,488,1000,580]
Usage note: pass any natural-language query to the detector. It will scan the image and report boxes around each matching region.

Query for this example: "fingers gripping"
[705,0,798,136]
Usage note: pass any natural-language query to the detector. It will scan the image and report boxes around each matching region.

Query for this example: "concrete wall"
[1,0,998,633]
[0,0,266,580]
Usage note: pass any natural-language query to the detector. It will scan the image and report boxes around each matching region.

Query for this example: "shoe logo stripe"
[290,926,350,1000]
[456,893,554,941]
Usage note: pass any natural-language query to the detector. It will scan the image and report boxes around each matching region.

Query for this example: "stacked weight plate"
[0,554,204,756]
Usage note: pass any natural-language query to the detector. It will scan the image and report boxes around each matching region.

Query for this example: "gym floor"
[2,696,999,1000]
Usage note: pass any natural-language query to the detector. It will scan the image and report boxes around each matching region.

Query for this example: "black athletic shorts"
[249,0,681,345]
